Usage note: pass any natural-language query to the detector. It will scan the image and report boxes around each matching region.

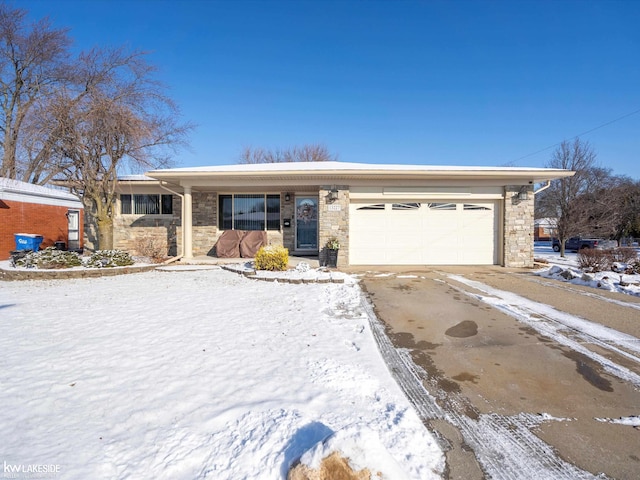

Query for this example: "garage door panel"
[349,200,497,265]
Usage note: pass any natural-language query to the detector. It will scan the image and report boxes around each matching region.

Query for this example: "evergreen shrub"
[86,250,135,268]
[254,245,289,271]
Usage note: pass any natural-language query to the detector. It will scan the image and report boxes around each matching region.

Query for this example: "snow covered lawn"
[533,242,640,296]
[0,269,443,479]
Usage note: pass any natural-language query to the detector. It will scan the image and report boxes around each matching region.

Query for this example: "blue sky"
[21,0,640,178]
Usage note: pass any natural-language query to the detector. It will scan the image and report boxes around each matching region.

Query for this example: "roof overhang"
[143,161,575,188]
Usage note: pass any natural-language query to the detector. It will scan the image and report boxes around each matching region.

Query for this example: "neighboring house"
[534,218,557,241]
[0,177,84,260]
[113,162,573,268]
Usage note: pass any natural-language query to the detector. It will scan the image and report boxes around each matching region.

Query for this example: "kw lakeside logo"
[2,461,61,479]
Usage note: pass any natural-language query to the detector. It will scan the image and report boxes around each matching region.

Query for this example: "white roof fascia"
[146,161,575,185]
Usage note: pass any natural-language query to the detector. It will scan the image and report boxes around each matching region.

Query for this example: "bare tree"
[536,139,598,256]
[52,47,191,250]
[0,4,71,180]
[608,177,640,241]
[238,144,337,164]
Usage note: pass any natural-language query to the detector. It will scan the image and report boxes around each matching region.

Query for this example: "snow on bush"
[14,247,82,269]
[85,250,135,268]
[254,244,289,271]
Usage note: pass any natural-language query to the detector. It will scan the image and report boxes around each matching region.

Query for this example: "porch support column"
[183,185,193,259]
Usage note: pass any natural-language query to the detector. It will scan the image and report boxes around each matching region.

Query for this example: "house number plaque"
[327,204,342,211]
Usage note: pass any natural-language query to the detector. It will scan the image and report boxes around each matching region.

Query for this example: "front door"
[295,196,318,251]
[67,210,80,250]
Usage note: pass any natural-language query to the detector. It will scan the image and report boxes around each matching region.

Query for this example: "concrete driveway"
[354,266,640,480]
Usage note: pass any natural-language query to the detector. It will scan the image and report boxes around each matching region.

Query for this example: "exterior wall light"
[518,187,529,201]
[512,186,529,204]
[284,193,290,202]
[326,187,339,203]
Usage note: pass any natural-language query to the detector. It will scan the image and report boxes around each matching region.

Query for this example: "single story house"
[0,177,84,260]
[534,217,558,242]
[113,161,573,268]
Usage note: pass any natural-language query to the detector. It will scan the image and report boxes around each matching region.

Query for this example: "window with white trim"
[392,203,421,210]
[120,194,173,215]
[428,202,456,210]
[218,194,281,230]
[463,204,491,211]
[357,204,385,210]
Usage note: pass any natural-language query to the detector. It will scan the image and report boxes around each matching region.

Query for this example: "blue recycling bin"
[14,234,44,251]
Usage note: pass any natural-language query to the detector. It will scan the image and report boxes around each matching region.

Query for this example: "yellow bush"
[254,245,289,271]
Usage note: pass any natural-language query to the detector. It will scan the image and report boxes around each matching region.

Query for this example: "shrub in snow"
[626,260,640,275]
[577,249,611,272]
[610,247,638,264]
[15,247,82,269]
[134,235,167,263]
[86,250,135,268]
[254,245,288,271]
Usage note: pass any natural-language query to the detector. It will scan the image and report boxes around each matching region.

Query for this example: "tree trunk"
[97,217,114,250]
[2,138,17,178]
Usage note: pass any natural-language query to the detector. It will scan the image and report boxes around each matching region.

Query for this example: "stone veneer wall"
[178,192,284,257]
[318,186,349,267]
[281,193,295,252]
[192,192,218,256]
[503,185,535,268]
[113,195,181,256]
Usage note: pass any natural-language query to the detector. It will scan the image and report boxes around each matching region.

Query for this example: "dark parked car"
[552,237,618,252]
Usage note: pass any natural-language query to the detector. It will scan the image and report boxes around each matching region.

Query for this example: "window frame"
[218,193,281,231]
[120,193,173,215]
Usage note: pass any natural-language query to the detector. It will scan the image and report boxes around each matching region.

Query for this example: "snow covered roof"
[0,177,82,208]
[149,161,568,174]
[144,161,574,185]
[118,174,156,181]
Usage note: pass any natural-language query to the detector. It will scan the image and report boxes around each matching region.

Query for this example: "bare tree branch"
[0,4,71,180]
[238,144,338,164]
[49,47,192,249]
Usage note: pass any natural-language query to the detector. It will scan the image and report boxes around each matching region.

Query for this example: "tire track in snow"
[360,293,600,480]
[444,274,640,388]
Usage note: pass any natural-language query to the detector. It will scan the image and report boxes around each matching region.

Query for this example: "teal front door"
[295,196,318,251]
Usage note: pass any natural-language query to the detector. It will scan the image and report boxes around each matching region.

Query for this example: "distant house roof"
[534,217,558,227]
[0,177,83,208]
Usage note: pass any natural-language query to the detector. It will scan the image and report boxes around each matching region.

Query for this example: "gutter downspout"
[534,180,552,195]
[159,182,184,265]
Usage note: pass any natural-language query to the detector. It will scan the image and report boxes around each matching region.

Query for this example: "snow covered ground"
[0,268,444,479]
[533,242,640,297]
[2,243,637,479]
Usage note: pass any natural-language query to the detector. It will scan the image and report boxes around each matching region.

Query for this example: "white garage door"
[349,200,499,265]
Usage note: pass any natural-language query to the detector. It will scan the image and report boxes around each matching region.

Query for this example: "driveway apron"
[358,266,640,480]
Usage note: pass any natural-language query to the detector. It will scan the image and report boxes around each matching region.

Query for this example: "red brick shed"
[0,177,84,260]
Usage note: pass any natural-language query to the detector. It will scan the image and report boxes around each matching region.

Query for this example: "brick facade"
[0,200,83,260]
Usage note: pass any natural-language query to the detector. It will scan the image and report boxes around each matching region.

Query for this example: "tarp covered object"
[214,230,245,258]
[239,231,267,258]
[214,230,268,258]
